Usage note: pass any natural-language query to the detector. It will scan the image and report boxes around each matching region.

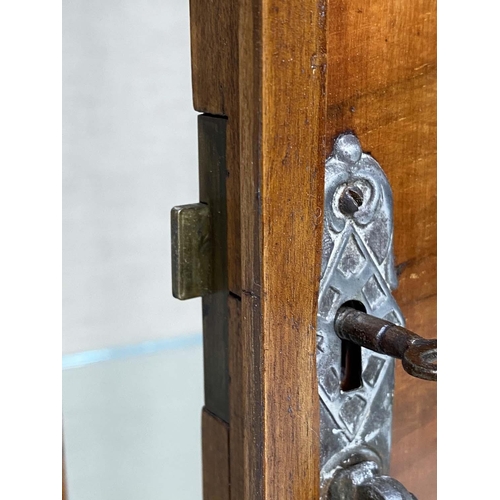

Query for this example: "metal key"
[329,460,418,500]
[334,307,437,382]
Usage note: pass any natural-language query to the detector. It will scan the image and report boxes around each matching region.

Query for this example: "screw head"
[339,186,364,215]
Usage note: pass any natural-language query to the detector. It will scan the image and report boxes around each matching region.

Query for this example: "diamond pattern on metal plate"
[317,133,404,498]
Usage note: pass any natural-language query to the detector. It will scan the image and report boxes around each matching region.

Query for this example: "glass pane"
[62,0,202,497]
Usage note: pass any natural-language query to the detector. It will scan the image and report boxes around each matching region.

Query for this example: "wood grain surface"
[326,0,437,497]
[237,0,327,497]
[192,0,327,497]
[190,0,436,497]
[228,294,244,500]
[201,409,230,500]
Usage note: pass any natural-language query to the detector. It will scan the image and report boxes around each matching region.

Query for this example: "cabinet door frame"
[190,0,436,498]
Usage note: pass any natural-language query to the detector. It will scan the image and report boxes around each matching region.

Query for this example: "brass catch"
[171,203,211,300]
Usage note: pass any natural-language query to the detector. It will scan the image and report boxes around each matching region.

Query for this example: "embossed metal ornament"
[317,133,405,498]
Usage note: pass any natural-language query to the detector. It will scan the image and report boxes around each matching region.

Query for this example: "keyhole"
[339,300,365,391]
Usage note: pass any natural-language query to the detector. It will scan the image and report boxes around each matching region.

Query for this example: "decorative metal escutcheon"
[317,133,421,499]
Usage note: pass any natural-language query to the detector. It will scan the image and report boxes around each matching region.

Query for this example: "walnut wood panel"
[238,0,327,497]
[190,0,435,497]
[228,294,244,500]
[202,409,230,500]
[326,0,437,498]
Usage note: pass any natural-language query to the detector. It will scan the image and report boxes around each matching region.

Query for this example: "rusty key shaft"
[334,307,437,381]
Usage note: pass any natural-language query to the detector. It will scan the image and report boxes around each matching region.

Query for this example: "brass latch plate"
[171,203,211,300]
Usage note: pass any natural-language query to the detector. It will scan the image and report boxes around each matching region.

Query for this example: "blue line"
[62,333,203,370]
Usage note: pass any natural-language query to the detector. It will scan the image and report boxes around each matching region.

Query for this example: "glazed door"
[187,0,436,497]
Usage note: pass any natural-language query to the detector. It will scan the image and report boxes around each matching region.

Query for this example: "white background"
[63,0,201,354]
[1,0,500,498]
[61,2,204,498]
